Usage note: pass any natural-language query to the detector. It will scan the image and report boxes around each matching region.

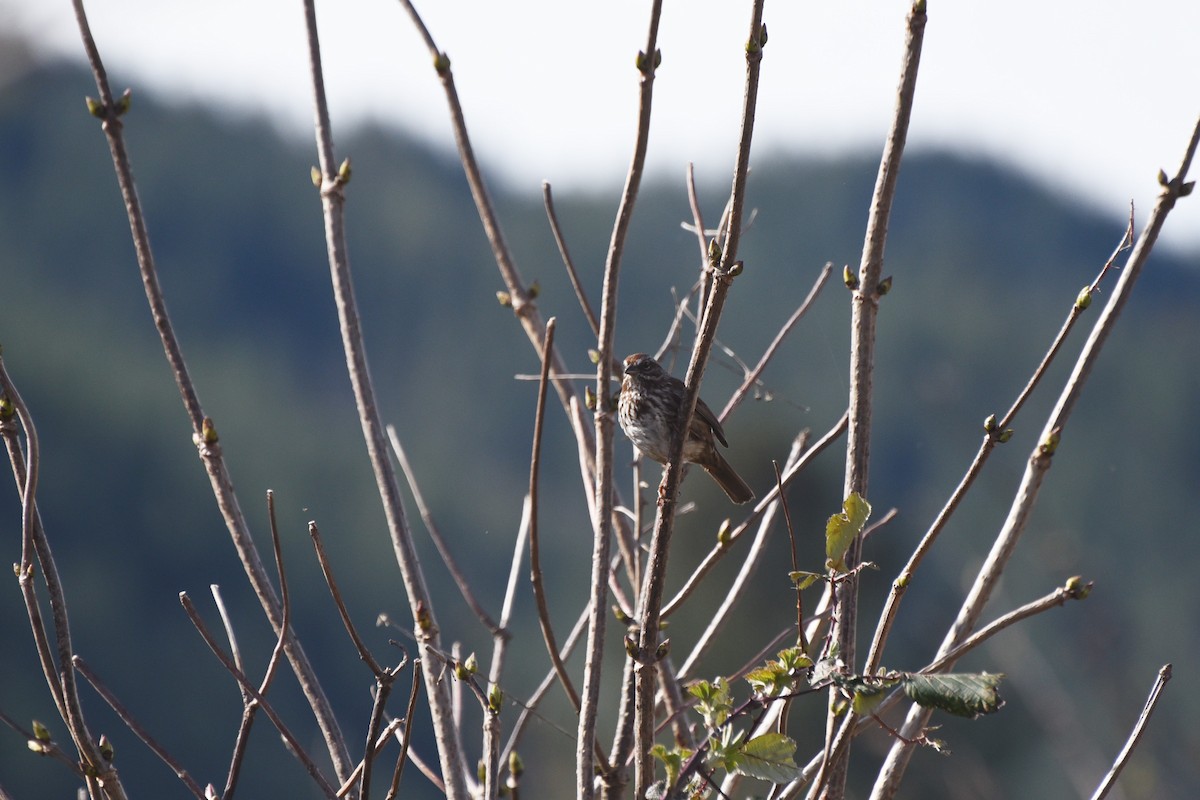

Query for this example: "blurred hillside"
[0,60,1197,798]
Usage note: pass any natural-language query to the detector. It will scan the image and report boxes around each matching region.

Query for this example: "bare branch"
[823,2,928,796]
[663,412,847,618]
[1090,664,1173,800]
[178,592,337,799]
[677,433,806,678]
[388,429,500,634]
[527,319,582,711]
[719,262,834,422]
[633,6,767,793]
[0,356,120,795]
[223,491,292,800]
[870,113,1200,800]
[582,0,667,791]
[70,0,350,776]
[543,184,600,338]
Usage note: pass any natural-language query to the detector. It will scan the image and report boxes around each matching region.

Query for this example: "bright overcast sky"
[4,0,1199,252]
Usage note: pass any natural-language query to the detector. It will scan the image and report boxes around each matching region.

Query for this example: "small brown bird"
[617,353,755,504]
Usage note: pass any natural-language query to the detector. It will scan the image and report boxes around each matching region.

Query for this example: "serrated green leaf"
[903,672,1005,718]
[825,493,872,570]
[731,733,802,783]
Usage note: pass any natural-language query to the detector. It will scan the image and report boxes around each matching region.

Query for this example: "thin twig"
[73,657,206,799]
[334,718,403,797]
[179,592,338,799]
[663,412,848,618]
[500,602,591,761]
[528,319,582,711]
[1089,664,1172,800]
[310,522,386,676]
[483,491,532,799]
[388,429,500,634]
[719,262,834,422]
[685,163,710,264]
[543,185,600,337]
[0,707,86,777]
[0,358,117,792]
[223,490,291,800]
[387,665,424,799]
[677,433,806,679]
[309,520,404,800]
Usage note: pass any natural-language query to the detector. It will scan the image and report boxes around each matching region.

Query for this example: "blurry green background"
[1,51,1198,799]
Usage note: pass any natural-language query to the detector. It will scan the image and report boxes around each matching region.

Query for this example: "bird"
[617,352,755,505]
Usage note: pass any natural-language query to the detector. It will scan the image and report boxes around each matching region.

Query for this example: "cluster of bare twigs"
[2,0,1198,799]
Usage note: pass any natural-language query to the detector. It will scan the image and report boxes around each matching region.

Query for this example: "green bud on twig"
[201,417,218,444]
[983,414,998,433]
[1065,575,1093,599]
[877,275,893,296]
[496,291,512,308]
[98,734,114,761]
[587,349,601,365]
[997,428,1014,444]
[488,683,503,713]
[623,634,639,659]
[1157,169,1170,187]
[655,639,670,660]
[416,599,433,632]
[0,395,13,420]
[612,604,631,623]
[716,518,732,545]
[509,751,524,778]
[843,264,859,290]
[32,720,51,742]
[1040,428,1061,456]
[434,52,451,75]
[85,96,104,118]
[728,260,744,277]
[310,166,322,188]
[337,157,352,184]
[1075,286,1092,310]
[527,280,540,300]
[584,386,596,410]
[1181,181,1195,197]
[708,238,723,266]
[115,89,132,116]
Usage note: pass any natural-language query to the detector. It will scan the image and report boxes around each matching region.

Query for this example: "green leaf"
[731,733,802,783]
[825,493,872,570]
[903,672,1005,718]
[649,743,691,789]
[788,570,823,590]
[687,678,732,728]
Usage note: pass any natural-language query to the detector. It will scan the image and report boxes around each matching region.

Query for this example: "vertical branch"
[0,359,125,799]
[300,1,465,796]
[822,4,926,797]
[632,5,766,795]
[580,3,665,797]
[69,0,350,779]
[869,116,1199,800]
